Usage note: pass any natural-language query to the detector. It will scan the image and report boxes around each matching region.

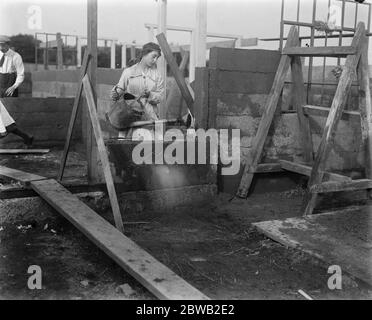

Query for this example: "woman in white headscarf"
[110,42,165,121]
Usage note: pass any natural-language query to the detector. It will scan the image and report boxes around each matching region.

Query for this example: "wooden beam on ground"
[303,105,360,121]
[0,165,47,185]
[0,182,106,199]
[303,22,366,216]
[58,51,91,181]
[236,26,298,198]
[290,32,313,163]
[310,179,372,193]
[253,207,372,286]
[30,178,209,300]
[279,160,351,182]
[0,149,50,154]
[255,163,283,173]
[82,74,124,233]
[157,33,195,116]
[283,46,356,57]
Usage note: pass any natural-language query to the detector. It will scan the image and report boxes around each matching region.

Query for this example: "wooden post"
[110,39,116,69]
[121,43,127,68]
[130,44,136,60]
[44,34,48,70]
[86,0,100,184]
[194,67,209,129]
[76,36,82,67]
[291,31,314,164]
[189,30,196,82]
[357,35,372,198]
[195,0,207,69]
[56,32,63,70]
[157,0,167,118]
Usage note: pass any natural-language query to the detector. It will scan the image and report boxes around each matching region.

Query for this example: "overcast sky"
[1,0,371,52]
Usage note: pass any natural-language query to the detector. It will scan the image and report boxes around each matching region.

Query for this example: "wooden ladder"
[237,22,372,216]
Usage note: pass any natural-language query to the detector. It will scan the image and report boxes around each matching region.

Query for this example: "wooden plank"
[310,179,372,193]
[0,165,47,185]
[83,74,124,233]
[156,33,195,115]
[176,50,190,119]
[30,179,209,300]
[157,0,167,118]
[290,35,313,163]
[303,105,360,121]
[253,207,372,286]
[194,67,209,129]
[0,149,50,154]
[303,22,366,215]
[195,0,207,68]
[58,51,91,181]
[86,0,99,184]
[283,46,356,57]
[255,163,283,173]
[236,26,298,198]
[279,160,351,182]
[56,32,63,70]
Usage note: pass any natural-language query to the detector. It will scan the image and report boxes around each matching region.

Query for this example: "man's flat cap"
[0,35,11,44]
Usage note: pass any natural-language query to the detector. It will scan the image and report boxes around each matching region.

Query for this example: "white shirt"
[0,48,25,88]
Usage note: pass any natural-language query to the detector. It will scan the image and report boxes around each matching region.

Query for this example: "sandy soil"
[0,149,371,300]
[0,190,371,300]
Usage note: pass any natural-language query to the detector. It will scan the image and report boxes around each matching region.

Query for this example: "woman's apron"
[0,72,18,98]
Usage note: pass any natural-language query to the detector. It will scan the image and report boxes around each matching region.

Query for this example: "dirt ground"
[0,149,371,300]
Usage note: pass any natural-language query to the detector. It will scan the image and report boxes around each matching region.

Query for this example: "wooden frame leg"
[357,36,372,199]
[58,51,91,181]
[303,22,365,215]
[290,35,313,164]
[82,74,124,233]
[236,26,299,198]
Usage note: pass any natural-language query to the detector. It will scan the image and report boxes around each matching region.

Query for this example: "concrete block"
[209,48,281,73]
[216,70,276,94]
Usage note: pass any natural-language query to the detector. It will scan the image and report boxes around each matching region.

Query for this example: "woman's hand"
[110,86,123,101]
[142,89,150,99]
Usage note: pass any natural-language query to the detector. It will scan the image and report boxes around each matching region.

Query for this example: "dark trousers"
[0,73,18,98]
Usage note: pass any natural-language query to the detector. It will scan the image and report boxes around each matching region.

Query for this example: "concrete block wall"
[0,97,80,146]
[197,47,366,193]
